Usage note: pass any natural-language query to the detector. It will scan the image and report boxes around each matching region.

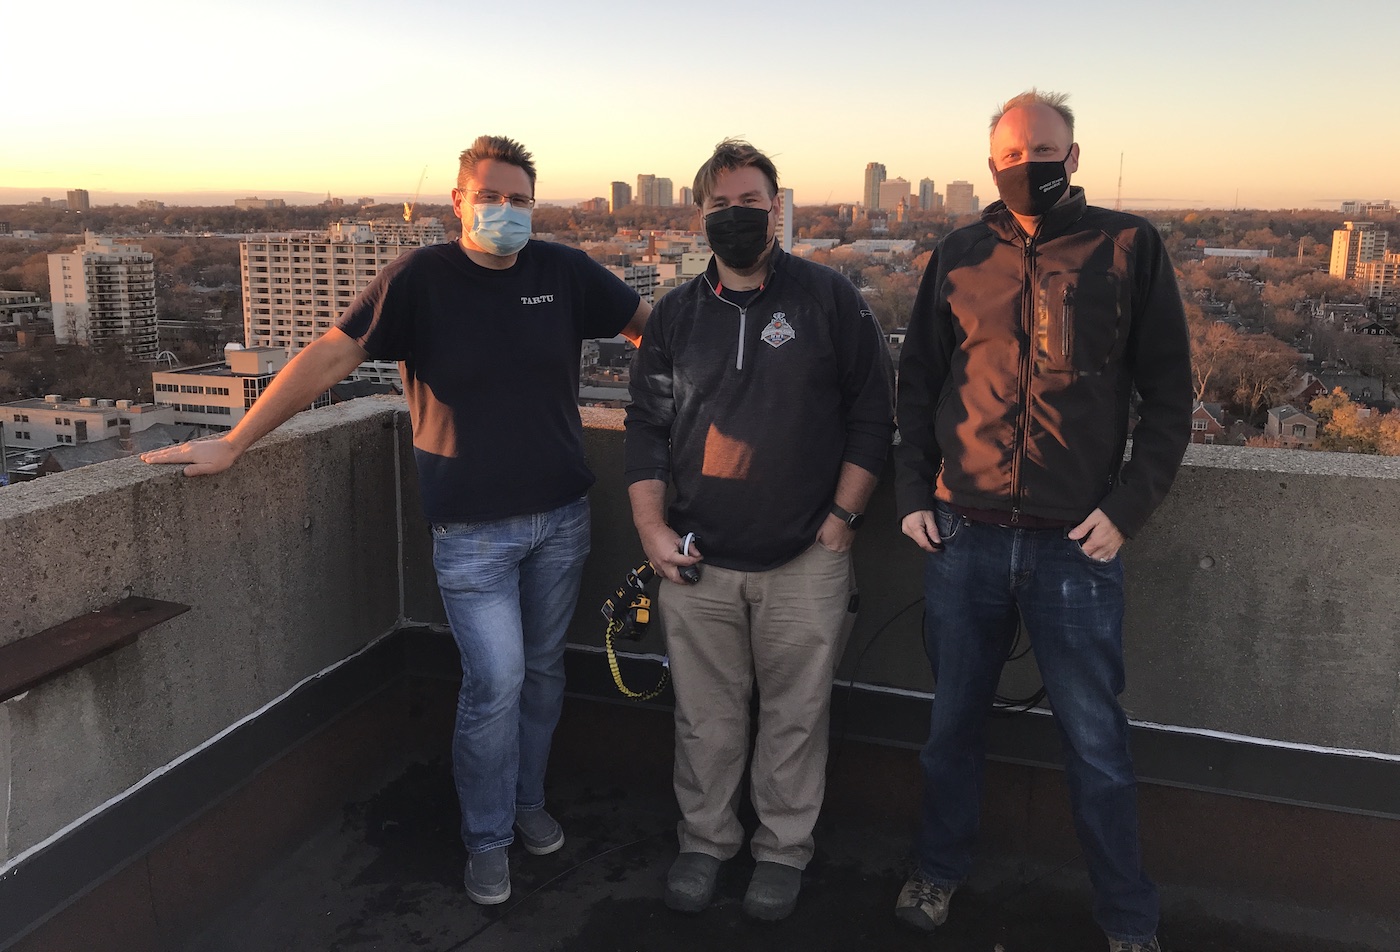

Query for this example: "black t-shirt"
[337,240,639,523]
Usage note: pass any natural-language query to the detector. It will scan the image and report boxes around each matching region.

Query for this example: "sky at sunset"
[4,0,1394,211]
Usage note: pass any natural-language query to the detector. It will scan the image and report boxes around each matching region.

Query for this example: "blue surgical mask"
[469,202,532,256]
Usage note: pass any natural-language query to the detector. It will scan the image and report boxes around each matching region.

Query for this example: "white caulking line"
[1126,719,1400,764]
[2,704,12,859]
[836,680,1400,763]
[0,628,396,879]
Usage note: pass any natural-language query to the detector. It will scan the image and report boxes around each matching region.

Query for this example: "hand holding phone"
[678,532,702,585]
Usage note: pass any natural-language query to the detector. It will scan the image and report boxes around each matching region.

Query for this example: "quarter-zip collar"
[702,244,786,371]
[983,186,1088,244]
[702,240,784,294]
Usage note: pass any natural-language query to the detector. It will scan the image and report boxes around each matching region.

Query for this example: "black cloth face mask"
[704,206,772,269]
[993,148,1072,217]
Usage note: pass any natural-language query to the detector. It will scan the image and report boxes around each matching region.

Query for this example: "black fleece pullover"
[625,248,894,572]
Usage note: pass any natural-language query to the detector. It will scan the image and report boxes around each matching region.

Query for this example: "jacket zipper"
[703,273,753,371]
[1061,286,1072,360]
[1011,235,1038,523]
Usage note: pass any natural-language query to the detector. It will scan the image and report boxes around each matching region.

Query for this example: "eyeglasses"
[465,189,535,210]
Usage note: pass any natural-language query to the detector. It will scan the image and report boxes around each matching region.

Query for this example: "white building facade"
[47,234,158,357]
[3,394,173,449]
[152,345,329,431]
[240,218,446,386]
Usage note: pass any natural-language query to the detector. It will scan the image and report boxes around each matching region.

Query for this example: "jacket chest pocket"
[1034,270,1125,375]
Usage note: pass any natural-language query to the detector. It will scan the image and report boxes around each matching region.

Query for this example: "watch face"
[848,513,864,530]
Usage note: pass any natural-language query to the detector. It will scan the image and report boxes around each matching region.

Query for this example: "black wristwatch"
[829,503,865,530]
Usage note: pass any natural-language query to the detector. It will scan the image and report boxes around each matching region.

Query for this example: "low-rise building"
[3,394,173,450]
[1191,401,1227,444]
[151,345,330,432]
[1265,405,1319,448]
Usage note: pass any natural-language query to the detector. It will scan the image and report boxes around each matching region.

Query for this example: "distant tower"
[918,178,938,212]
[679,186,694,207]
[863,163,886,212]
[66,189,90,213]
[610,181,632,212]
[656,177,674,207]
[636,174,657,207]
[878,177,911,212]
[945,181,977,216]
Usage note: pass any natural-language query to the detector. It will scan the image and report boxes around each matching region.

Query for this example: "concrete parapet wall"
[4,399,1398,868]
[1129,446,1400,754]
[565,416,1400,759]
[0,398,403,861]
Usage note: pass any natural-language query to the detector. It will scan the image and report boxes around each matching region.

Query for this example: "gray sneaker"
[743,861,803,921]
[1108,938,1162,952]
[514,808,564,855]
[895,871,956,932]
[665,852,722,913]
[464,846,510,905]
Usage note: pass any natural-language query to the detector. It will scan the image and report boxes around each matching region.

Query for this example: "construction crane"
[403,166,427,223]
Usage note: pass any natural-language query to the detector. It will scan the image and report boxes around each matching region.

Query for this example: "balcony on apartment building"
[1,398,1397,952]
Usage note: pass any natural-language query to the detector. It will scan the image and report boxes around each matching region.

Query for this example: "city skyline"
[4,0,1396,212]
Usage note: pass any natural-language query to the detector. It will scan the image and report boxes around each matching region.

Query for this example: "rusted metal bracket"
[0,596,190,702]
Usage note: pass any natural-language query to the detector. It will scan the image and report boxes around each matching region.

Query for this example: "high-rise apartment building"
[918,178,939,212]
[636,174,657,206]
[679,186,694,207]
[863,163,887,211]
[944,181,978,216]
[879,177,911,212]
[610,181,632,212]
[605,264,659,304]
[1330,221,1388,281]
[240,218,445,386]
[66,189,90,213]
[655,178,674,207]
[48,233,158,358]
[1357,252,1400,300]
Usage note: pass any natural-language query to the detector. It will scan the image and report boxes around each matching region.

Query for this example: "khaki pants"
[660,542,856,869]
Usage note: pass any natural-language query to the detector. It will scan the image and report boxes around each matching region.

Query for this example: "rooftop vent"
[44,394,62,405]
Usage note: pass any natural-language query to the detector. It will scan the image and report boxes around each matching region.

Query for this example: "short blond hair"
[990,89,1075,138]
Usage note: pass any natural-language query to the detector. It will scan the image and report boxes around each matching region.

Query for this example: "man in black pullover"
[625,139,893,921]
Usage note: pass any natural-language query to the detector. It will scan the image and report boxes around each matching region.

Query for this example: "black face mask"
[704,206,772,270]
[993,148,1072,217]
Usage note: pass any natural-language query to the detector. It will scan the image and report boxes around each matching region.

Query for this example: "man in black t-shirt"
[145,136,649,906]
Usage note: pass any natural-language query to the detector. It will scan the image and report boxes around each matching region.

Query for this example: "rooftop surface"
[183,698,1378,952]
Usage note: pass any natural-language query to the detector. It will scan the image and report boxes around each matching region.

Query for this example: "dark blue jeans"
[915,504,1158,943]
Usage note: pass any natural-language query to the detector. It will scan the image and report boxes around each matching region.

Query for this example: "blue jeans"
[431,495,590,854]
[915,504,1158,943]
